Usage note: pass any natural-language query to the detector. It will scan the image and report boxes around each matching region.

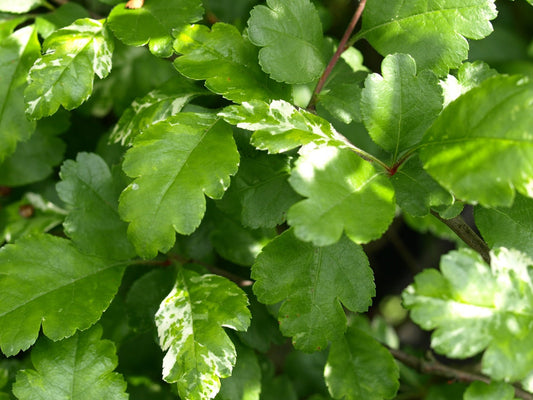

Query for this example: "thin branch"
[388,347,533,400]
[307,0,367,111]
[430,210,491,264]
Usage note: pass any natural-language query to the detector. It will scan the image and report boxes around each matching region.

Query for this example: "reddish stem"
[307,0,367,111]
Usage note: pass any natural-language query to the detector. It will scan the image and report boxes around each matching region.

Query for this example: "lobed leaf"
[12,325,128,400]
[0,26,40,161]
[252,229,375,351]
[119,113,239,259]
[361,53,442,160]
[174,23,289,103]
[25,18,114,119]
[247,0,326,83]
[107,0,204,58]
[403,247,533,381]
[155,267,251,400]
[287,145,395,246]
[325,325,399,400]
[56,152,136,260]
[419,75,533,207]
[357,0,498,75]
[0,234,126,356]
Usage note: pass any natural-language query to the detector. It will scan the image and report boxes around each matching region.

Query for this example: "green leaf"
[0,15,29,40]
[475,194,533,259]
[219,100,345,153]
[109,76,207,146]
[25,18,114,119]
[361,54,442,159]
[34,3,90,39]
[357,0,498,75]
[463,381,515,400]
[173,23,289,103]
[0,0,46,13]
[0,234,126,356]
[216,342,261,400]
[419,75,533,207]
[0,26,40,161]
[391,155,453,217]
[155,267,251,400]
[252,229,375,351]
[119,113,239,259]
[403,247,533,381]
[247,0,326,84]
[12,325,128,400]
[287,145,395,246]
[107,0,204,58]
[325,324,399,400]
[56,152,136,260]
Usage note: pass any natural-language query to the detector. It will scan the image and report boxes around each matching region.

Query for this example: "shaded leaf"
[56,152,136,260]
[247,0,325,83]
[25,18,114,119]
[0,234,126,356]
[12,325,128,400]
[173,23,289,103]
[217,342,261,400]
[252,229,375,351]
[119,113,239,259]
[357,0,498,75]
[419,75,533,207]
[288,145,395,246]
[155,267,251,400]
[0,26,40,161]
[35,3,90,39]
[325,325,399,400]
[463,381,515,400]
[107,0,204,57]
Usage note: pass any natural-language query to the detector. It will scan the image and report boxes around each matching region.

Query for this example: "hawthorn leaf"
[361,54,442,159]
[25,18,114,119]
[391,156,453,217]
[0,0,45,13]
[107,0,204,58]
[216,342,261,400]
[109,76,206,146]
[325,325,399,400]
[173,23,289,103]
[0,15,29,40]
[287,145,395,246]
[252,229,375,351]
[12,325,128,400]
[475,194,533,259]
[419,75,533,207]
[403,247,533,381]
[0,234,126,356]
[219,100,346,153]
[56,152,136,260]
[357,0,498,75]
[0,26,40,161]
[35,3,90,39]
[155,267,251,400]
[247,0,326,84]
[463,381,515,400]
[119,113,239,259]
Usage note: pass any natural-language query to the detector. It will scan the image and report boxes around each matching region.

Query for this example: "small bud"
[18,204,34,219]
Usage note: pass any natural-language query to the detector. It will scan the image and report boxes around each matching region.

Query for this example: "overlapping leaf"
[0,26,40,161]
[247,0,326,83]
[174,23,289,103]
[12,325,128,400]
[0,235,126,356]
[357,0,498,75]
[219,100,345,153]
[325,325,399,400]
[35,3,90,39]
[25,18,114,119]
[361,54,442,160]
[287,145,395,246]
[56,153,136,260]
[403,247,533,381]
[216,343,261,400]
[252,229,375,351]
[119,113,239,259]
[419,75,533,207]
[107,0,204,57]
[155,267,251,400]
[109,76,206,146]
